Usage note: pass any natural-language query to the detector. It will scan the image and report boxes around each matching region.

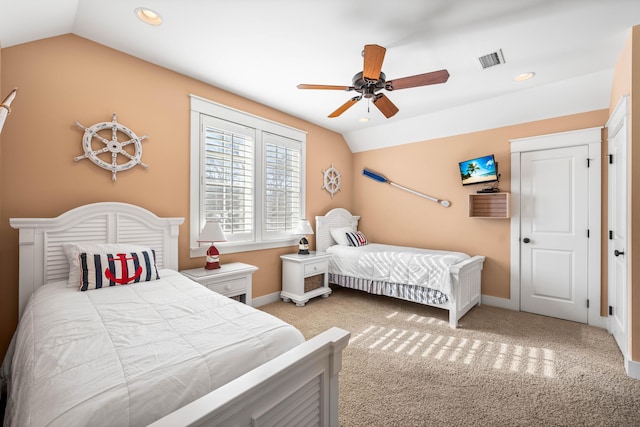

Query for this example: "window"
[190,95,306,256]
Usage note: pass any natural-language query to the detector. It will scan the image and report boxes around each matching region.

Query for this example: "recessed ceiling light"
[358,117,370,123]
[134,7,162,26]
[514,72,535,82]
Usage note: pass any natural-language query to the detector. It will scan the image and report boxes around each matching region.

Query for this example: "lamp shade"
[197,221,226,243]
[294,219,314,235]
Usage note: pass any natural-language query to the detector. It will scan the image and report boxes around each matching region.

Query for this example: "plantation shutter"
[201,116,255,242]
[263,132,302,239]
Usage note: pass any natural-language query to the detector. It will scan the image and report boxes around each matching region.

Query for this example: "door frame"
[606,95,637,378]
[508,127,605,328]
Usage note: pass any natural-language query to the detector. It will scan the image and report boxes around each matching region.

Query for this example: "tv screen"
[459,154,498,186]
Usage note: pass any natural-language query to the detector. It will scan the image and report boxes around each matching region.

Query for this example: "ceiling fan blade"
[386,69,450,91]
[297,84,353,91]
[328,96,361,118]
[373,94,399,118]
[363,44,386,81]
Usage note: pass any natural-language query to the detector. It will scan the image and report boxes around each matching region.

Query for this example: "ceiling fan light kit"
[298,44,449,119]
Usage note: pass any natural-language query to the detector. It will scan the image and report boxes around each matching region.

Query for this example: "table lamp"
[197,221,226,269]
[294,219,314,255]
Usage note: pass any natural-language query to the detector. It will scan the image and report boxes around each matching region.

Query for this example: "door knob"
[614,249,625,257]
[523,238,531,244]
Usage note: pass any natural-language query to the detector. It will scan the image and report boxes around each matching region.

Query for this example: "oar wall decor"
[363,168,451,207]
[0,87,17,136]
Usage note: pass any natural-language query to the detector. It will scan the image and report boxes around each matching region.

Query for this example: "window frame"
[189,94,306,257]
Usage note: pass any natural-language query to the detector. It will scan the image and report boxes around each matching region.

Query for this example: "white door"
[520,145,589,323]
[607,105,628,355]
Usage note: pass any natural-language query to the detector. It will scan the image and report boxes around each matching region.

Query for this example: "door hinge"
[609,306,613,316]
[587,158,591,168]
[587,229,590,238]
[609,230,614,240]
[608,154,614,164]
[587,299,590,308]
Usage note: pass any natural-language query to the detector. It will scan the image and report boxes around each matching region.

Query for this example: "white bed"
[3,202,350,427]
[316,208,484,328]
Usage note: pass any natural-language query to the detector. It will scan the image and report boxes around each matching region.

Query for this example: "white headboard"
[315,208,360,253]
[10,202,184,318]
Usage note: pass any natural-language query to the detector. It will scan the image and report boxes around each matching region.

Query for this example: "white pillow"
[63,243,151,288]
[329,227,353,246]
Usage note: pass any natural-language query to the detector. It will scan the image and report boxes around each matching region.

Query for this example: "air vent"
[477,49,506,69]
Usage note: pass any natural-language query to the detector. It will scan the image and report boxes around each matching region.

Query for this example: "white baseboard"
[252,291,281,307]
[481,294,518,311]
[589,315,608,330]
[625,357,640,380]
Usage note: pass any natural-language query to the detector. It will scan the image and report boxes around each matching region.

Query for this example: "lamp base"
[298,236,310,255]
[205,245,221,269]
[205,262,221,270]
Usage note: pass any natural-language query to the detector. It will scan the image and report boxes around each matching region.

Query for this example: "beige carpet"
[260,286,640,427]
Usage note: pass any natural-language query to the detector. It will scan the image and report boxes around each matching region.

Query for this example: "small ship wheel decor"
[74,113,149,182]
[322,164,342,198]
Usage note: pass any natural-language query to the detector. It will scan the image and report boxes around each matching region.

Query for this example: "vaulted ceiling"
[1,0,639,151]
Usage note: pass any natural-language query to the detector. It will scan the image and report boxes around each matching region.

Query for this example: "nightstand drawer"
[204,277,247,296]
[304,260,328,277]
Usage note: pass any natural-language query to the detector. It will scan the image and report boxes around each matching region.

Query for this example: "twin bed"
[2,202,349,427]
[316,208,485,328]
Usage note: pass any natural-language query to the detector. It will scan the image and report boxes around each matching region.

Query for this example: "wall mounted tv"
[459,154,498,186]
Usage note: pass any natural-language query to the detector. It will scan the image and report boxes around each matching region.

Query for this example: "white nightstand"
[181,262,258,306]
[280,252,332,306]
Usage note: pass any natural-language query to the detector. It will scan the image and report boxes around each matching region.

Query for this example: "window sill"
[190,237,299,258]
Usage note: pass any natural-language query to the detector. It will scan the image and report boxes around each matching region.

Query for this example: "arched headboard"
[315,208,360,253]
[10,202,184,318]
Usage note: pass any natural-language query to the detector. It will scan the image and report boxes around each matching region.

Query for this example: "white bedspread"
[327,243,470,295]
[2,269,305,427]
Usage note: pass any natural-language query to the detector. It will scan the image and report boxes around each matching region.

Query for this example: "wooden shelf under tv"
[469,193,510,218]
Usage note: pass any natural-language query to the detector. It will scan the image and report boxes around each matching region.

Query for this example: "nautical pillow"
[346,231,368,247]
[79,250,159,291]
[63,243,150,287]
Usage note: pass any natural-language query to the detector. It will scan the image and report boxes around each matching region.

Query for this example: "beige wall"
[0,34,353,358]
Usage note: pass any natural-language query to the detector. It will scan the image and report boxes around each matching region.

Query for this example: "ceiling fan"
[297,44,449,119]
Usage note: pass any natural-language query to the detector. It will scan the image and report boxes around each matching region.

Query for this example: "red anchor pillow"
[78,250,160,291]
[64,243,151,287]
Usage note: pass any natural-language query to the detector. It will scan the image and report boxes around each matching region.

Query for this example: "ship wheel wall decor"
[74,113,149,181]
[322,164,341,198]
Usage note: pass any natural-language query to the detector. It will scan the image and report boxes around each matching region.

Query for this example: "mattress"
[2,269,305,427]
[326,243,470,295]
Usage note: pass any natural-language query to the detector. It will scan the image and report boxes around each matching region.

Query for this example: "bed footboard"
[149,327,351,427]
[448,255,485,328]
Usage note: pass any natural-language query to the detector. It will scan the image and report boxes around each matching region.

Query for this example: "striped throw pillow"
[79,250,159,291]
[346,231,368,247]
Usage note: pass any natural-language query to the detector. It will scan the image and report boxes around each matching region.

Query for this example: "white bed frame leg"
[448,255,485,328]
